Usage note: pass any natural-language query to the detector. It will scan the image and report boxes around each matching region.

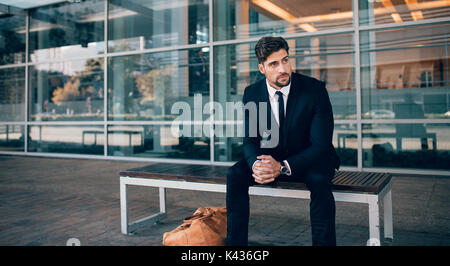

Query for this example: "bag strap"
[183,207,215,224]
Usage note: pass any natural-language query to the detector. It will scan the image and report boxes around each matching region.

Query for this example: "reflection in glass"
[29,0,105,62]
[0,125,24,152]
[360,0,450,26]
[213,42,260,111]
[215,135,244,163]
[214,34,355,120]
[0,67,25,121]
[108,125,209,160]
[215,123,357,166]
[214,0,353,41]
[28,125,104,155]
[0,14,26,65]
[362,123,450,170]
[108,0,209,52]
[295,34,355,119]
[334,123,357,167]
[29,58,104,121]
[360,24,450,119]
[108,49,210,121]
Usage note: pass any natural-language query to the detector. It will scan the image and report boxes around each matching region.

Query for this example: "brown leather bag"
[162,206,227,246]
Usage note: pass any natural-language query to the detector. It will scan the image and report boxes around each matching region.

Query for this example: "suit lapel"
[283,73,302,146]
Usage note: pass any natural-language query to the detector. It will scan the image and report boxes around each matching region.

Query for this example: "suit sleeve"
[242,87,262,170]
[286,81,335,174]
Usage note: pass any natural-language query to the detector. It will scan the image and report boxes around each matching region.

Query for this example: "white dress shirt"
[252,79,293,176]
[266,79,290,126]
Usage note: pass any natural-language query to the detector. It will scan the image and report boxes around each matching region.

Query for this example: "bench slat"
[362,173,381,186]
[357,172,377,186]
[120,164,391,194]
[337,171,361,185]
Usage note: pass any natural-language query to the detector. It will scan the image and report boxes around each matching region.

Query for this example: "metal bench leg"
[120,177,168,235]
[383,187,393,241]
[367,195,381,246]
[158,187,167,222]
[120,178,128,235]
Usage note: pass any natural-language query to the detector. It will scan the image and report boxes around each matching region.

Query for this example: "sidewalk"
[0,155,449,246]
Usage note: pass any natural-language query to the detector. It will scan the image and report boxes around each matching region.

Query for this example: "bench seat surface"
[120,163,391,194]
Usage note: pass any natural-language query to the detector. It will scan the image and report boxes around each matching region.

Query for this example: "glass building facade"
[0,0,449,176]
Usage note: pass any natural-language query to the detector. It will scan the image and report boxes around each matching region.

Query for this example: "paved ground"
[0,155,449,246]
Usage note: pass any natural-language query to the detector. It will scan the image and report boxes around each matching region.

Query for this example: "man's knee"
[227,160,251,188]
[305,169,334,191]
[227,162,242,181]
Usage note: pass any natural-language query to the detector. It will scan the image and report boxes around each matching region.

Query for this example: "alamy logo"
[66,238,81,246]
[366,238,380,246]
[170,94,280,148]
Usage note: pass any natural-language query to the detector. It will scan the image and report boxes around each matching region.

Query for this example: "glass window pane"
[334,123,357,167]
[29,0,105,62]
[215,135,244,162]
[213,43,257,112]
[361,24,450,119]
[108,0,209,52]
[295,34,355,119]
[214,34,355,121]
[108,48,209,121]
[28,125,104,155]
[108,125,210,160]
[360,0,450,26]
[362,123,450,170]
[0,67,25,121]
[214,0,353,41]
[0,13,26,65]
[29,58,105,121]
[0,125,24,152]
[215,123,357,166]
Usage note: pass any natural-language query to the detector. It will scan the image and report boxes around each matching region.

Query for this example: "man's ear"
[258,63,265,75]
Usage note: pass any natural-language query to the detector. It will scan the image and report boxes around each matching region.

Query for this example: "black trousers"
[226,159,336,246]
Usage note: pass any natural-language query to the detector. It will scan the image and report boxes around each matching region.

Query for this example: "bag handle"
[183,207,215,224]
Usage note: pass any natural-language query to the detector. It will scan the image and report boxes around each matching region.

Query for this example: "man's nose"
[277,63,288,73]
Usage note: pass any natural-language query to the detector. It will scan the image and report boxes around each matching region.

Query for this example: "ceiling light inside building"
[391,12,402,23]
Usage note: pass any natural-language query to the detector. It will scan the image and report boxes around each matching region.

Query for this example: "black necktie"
[276,91,285,139]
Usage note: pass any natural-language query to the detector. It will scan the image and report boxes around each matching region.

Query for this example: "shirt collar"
[266,78,291,98]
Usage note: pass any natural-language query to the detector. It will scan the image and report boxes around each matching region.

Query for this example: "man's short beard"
[274,76,291,88]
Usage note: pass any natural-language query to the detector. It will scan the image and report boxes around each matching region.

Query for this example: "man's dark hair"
[254,36,289,64]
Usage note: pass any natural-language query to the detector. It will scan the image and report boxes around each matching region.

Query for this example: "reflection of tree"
[106,41,179,118]
[108,42,133,53]
[0,68,22,104]
[107,53,136,115]
[0,67,24,121]
[51,58,104,105]
[0,28,25,65]
[51,77,80,105]
[135,65,175,105]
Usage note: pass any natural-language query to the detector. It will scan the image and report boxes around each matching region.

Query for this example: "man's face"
[258,49,292,89]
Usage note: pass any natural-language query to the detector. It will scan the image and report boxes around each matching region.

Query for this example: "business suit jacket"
[242,72,340,176]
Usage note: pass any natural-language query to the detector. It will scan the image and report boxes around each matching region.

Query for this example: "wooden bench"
[120,163,393,246]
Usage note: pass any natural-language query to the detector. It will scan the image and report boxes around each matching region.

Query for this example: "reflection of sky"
[32,42,104,75]
[31,42,105,73]
[33,61,77,76]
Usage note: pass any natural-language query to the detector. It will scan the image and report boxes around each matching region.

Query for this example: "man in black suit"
[226,36,340,246]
